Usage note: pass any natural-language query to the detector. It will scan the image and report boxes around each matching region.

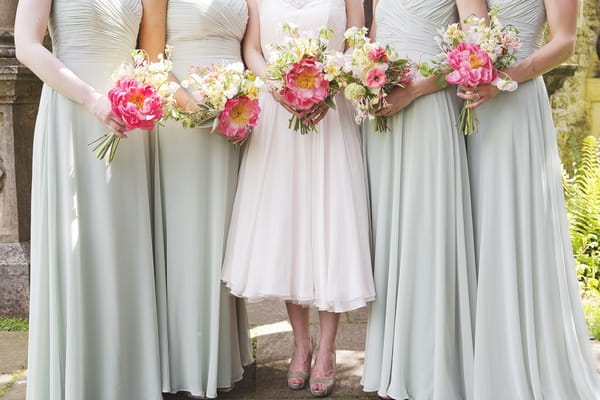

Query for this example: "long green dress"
[468,1,600,398]
[152,1,253,397]
[27,1,163,399]
[361,1,477,399]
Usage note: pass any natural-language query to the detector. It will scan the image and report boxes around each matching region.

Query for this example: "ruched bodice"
[258,0,347,59]
[166,0,248,76]
[488,0,546,61]
[49,0,141,71]
[375,0,457,61]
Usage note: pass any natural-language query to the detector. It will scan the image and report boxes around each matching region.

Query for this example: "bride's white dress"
[222,0,375,313]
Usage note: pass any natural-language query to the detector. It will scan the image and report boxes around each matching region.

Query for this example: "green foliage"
[0,317,29,331]
[564,136,600,295]
[583,296,600,340]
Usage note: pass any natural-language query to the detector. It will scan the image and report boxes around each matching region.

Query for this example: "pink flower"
[282,56,330,110]
[219,96,261,139]
[368,46,388,63]
[365,67,387,88]
[108,77,163,131]
[445,42,498,87]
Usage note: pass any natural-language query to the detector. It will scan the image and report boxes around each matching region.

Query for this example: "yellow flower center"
[128,92,146,109]
[230,104,249,125]
[469,54,484,69]
[297,72,316,89]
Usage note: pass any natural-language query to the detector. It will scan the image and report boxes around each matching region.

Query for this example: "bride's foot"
[309,350,336,397]
[287,340,312,390]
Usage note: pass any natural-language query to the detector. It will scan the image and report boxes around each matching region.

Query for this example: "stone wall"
[550,0,600,170]
[0,0,42,318]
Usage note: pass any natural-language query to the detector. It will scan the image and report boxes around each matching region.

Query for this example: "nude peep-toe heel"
[287,340,313,390]
[309,352,336,397]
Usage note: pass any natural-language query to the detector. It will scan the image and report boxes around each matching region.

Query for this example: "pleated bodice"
[374,0,457,61]
[166,0,248,76]
[49,0,141,87]
[488,0,546,61]
[258,0,347,59]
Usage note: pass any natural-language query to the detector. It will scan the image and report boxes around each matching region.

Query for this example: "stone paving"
[2,300,600,400]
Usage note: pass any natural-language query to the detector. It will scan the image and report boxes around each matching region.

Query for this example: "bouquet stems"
[91,133,121,164]
[374,116,389,133]
[457,99,477,135]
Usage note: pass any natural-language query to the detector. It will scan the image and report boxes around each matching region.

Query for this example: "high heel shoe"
[287,340,313,390]
[309,351,336,397]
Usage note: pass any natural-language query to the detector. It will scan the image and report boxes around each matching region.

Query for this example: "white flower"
[493,77,518,92]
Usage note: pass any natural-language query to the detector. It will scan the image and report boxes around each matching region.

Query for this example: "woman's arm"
[139,0,199,111]
[346,0,365,30]
[506,0,577,83]
[455,0,488,24]
[14,0,126,135]
[242,0,268,77]
[139,0,167,61]
[243,0,299,116]
[461,0,577,107]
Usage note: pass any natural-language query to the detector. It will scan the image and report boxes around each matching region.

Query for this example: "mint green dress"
[27,1,162,399]
[152,1,253,397]
[361,1,476,399]
[467,1,600,398]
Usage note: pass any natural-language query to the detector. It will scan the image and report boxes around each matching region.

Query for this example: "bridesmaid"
[460,0,600,398]
[140,0,254,397]
[360,1,486,399]
[222,0,375,397]
[15,0,164,399]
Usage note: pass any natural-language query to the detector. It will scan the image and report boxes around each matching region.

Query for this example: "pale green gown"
[152,0,253,397]
[27,1,162,399]
[468,1,600,398]
[361,1,476,399]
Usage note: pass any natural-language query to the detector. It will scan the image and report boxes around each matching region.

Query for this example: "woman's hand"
[83,91,127,138]
[375,76,440,117]
[456,84,500,108]
[301,101,330,126]
[272,90,302,116]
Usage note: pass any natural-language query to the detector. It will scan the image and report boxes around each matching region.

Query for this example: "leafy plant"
[563,136,600,295]
[0,317,29,331]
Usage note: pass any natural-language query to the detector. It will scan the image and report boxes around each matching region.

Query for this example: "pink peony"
[445,42,498,87]
[282,56,330,110]
[108,77,164,131]
[219,96,261,139]
[367,46,389,63]
[365,67,387,88]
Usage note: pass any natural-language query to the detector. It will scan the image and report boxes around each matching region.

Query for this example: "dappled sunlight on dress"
[27,1,162,399]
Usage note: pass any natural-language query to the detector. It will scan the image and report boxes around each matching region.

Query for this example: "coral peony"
[219,96,260,139]
[445,42,497,87]
[108,77,164,131]
[282,56,330,110]
[365,67,387,88]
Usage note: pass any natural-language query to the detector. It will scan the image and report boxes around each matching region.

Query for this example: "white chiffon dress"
[221,0,375,313]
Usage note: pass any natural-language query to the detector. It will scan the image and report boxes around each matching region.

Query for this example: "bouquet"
[341,27,412,133]
[177,62,263,143]
[91,48,178,163]
[420,7,521,134]
[265,23,345,134]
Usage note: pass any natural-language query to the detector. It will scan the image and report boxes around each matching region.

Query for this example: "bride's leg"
[310,311,339,396]
[286,302,312,388]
